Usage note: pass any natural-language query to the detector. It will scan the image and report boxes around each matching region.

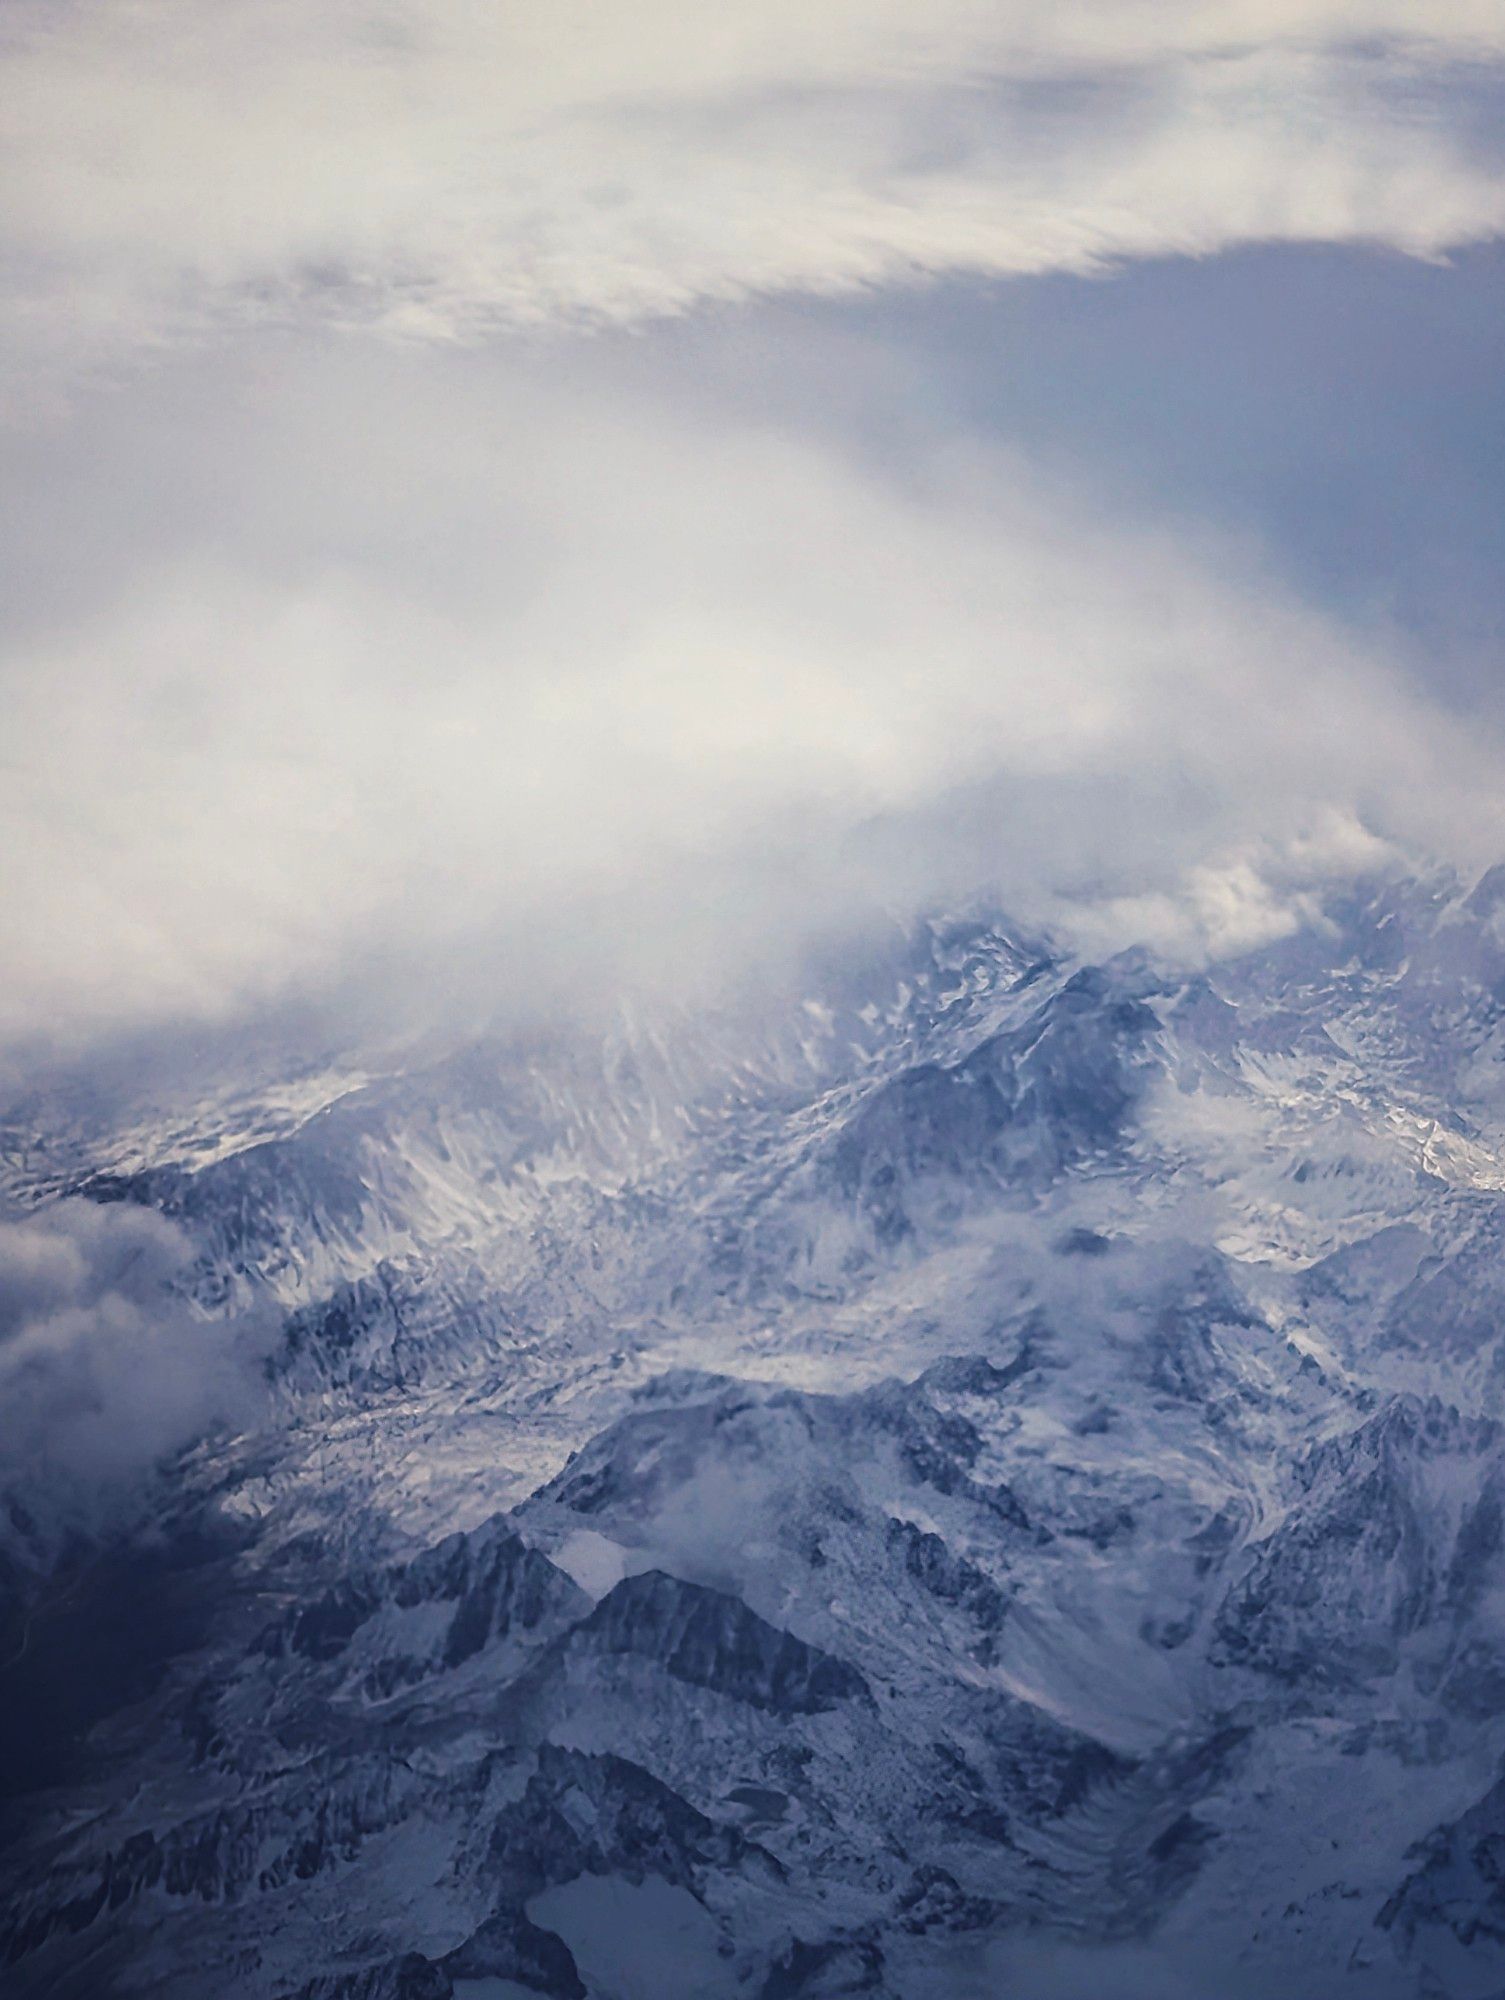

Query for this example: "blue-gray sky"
[3,3,1505,1066]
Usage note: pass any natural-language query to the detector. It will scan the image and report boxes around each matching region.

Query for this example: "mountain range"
[5,867,1505,1997]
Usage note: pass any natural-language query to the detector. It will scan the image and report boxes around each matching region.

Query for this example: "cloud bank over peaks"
[1,1,1504,387]
[2,343,1499,1064]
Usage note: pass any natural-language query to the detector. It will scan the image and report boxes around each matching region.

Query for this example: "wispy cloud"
[2,3,1503,389]
[0,1200,270,1506]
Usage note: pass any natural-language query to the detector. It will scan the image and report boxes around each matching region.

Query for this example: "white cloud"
[2,338,1498,1062]
[0,2,1502,388]
[0,1201,270,1505]
[1,7,1502,1065]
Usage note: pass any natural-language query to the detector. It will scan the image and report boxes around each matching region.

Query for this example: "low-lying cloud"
[0,1201,270,1510]
[3,332,1500,1068]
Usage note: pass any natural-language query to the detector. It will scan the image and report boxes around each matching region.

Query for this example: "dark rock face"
[487,1745,775,1899]
[1212,1401,1503,1691]
[397,1518,587,1668]
[442,1909,586,1999]
[859,1379,1032,1529]
[280,1272,409,1392]
[285,1579,385,1662]
[828,965,1157,1234]
[885,1518,1010,1657]
[291,1953,454,2000]
[258,1517,588,1684]
[5,1756,424,1963]
[759,1936,885,1997]
[1379,1770,1505,1952]
[570,1571,871,1714]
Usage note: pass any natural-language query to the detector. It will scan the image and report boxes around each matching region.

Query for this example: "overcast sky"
[4,2,1505,1071]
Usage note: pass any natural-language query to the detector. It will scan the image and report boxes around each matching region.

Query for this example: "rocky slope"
[5,871,1505,1996]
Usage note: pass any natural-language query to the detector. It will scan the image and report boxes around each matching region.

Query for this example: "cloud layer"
[1,6,1503,1066]
[3,336,1500,1064]
[2,2,1504,388]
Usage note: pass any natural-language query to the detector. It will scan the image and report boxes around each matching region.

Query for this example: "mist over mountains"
[6,5,1505,1996]
[5,869,1505,1995]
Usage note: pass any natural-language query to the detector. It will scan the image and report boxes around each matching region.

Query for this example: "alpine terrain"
[6,864,1505,2000]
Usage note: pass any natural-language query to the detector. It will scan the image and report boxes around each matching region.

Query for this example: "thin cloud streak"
[1,3,1503,392]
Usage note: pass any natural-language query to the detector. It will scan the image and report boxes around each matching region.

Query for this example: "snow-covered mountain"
[6,868,1505,1998]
